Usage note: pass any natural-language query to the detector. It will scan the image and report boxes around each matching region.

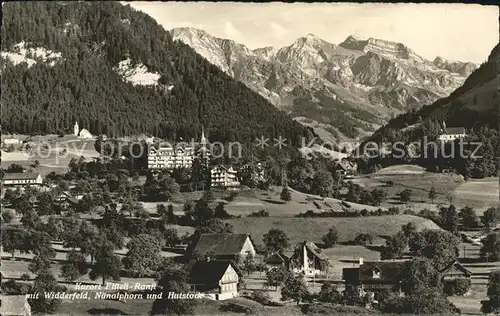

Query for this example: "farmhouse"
[439,260,472,282]
[210,165,240,189]
[437,126,467,142]
[189,258,242,300]
[0,295,32,316]
[342,261,406,302]
[291,241,329,277]
[192,233,256,260]
[264,251,294,270]
[2,173,43,186]
[335,159,358,176]
[54,191,80,209]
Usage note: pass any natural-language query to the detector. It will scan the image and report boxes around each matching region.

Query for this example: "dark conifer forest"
[0,1,315,146]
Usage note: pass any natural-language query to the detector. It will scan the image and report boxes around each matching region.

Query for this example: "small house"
[264,251,294,270]
[189,259,242,300]
[191,233,256,260]
[439,261,472,282]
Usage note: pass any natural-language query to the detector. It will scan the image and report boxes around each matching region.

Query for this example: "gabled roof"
[265,252,288,264]
[193,234,253,257]
[190,260,241,285]
[3,172,41,180]
[438,261,472,276]
[358,261,406,282]
[444,127,466,135]
[300,241,329,261]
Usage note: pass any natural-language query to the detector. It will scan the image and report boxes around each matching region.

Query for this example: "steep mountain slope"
[369,42,499,142]
[171,28,476,141]
[362,43,499,178]
[0,2,314,147]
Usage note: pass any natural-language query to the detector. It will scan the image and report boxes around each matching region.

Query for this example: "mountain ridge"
[170,27,477,143]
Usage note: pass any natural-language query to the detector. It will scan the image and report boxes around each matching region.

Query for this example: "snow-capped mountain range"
[171,27,476,143]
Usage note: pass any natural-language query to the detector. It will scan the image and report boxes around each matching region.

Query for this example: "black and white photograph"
[0,1,499,315]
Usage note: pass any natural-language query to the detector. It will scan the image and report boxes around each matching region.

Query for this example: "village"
[0,120,499,316]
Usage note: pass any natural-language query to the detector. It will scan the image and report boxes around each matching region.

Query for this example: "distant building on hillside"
[148,130,208,170]
[238,162,265,183]
[335,159,358,176]
[2,138,21,146]
[148,143,195,170]
[211,165,240,188]
[2,173,43,186]
[78,128,93,139]
[437,122,466,142]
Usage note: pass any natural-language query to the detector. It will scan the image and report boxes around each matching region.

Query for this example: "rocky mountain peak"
[170,27,476,143]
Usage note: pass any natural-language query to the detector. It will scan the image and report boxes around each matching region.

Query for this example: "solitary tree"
[266,267,293,291]
[29,269,62,314]
[60,250,87,281]
[428,186,437,203]
[399,189,412,204]
[481,232,500,262]
[482,270,500,314]
[123,234,163,277]
[459,206,479,229]
[280,186,292,202]
[483,207,500,230]
[439,205,459,235]
[381,232,407,260]
[322,227,338,248]
[90,239,122,286]
[151,268,195,315]
[281,276,310,305]
[263,229,289,253]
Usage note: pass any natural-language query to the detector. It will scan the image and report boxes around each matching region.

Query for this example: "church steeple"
[200,126,207,145]
[74,121,79,136]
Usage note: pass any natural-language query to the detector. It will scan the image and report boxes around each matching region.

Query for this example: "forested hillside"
[359,43,499,178]
[368,43,499,143]
[0,1,314,145]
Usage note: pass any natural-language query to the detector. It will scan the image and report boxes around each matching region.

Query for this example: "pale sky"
[127,2,499,64]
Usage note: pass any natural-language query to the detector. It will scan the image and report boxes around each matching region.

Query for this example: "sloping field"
[452,177,499,214]
[227,215,440,246]
[374,165,426,175]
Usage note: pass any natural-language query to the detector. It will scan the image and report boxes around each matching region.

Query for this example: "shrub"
[248,210,269,217]
[1,279,32,295]
[322,228,338,248]
[20,273,31,281]
[2,210,15,223]
[250,290,271,305]
[219,299,264,314]
[353,233,374,246]
[301,303,377,314]
[444,279,471,296]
